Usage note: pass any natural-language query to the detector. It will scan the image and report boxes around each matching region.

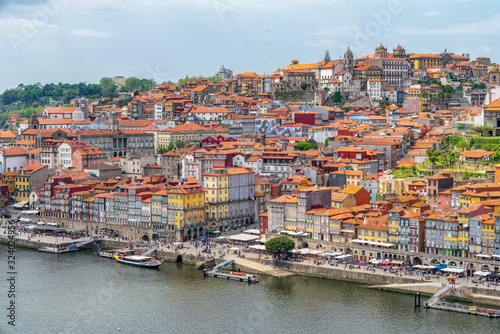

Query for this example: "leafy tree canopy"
[296,141,318,151]
[265,236,295,255]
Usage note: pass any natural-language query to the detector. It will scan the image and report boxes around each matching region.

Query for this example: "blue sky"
[0,0,496,91]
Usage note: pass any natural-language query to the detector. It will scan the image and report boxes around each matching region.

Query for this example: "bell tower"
[29,111,39,130]
[109,113,120,132]
[344,46,354,73]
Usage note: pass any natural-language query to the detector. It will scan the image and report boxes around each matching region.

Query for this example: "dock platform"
[203,269,259,283]
[424,283,500,318]
[425,300,500,318]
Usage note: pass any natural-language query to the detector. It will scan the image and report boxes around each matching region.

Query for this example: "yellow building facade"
[168,184,205,241]
[481,218,496,254]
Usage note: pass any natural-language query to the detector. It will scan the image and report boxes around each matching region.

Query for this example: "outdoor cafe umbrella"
[201,237,209,242]
[381,260,391,265]
[446,275,457,279]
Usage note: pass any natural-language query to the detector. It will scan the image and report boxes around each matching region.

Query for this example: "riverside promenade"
[3,225,500,307]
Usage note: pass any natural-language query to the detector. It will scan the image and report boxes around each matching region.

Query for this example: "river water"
[0,247,497,334]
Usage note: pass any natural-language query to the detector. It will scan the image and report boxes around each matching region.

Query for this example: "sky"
[0,0,497,91]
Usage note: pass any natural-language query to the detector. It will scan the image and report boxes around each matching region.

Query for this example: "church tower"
[489,66,500,88]
[344,46,354,73]
[109,113,120,132]
[324,50,331,63]
[28,110,39,130]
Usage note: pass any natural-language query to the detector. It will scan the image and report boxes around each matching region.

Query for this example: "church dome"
[491,66,499,73]
[375,43,387,52]
[344,46,353,57]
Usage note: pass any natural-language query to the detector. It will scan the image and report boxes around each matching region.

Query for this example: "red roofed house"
[0,147,28,173]
[42,107,77,119]
[72,147,106,169]
[427,172,454,210]
[459,150,493,162]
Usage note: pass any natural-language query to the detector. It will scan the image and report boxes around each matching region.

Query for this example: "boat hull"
[39,247,79,254]
[116,258,161,268]
[95,251,115,259]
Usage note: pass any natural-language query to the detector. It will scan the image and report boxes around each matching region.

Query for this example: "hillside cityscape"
[1,45,500,254]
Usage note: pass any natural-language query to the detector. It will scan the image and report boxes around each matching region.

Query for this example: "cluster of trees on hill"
[0,82,103,108]
[176,75,222,87]
[1,74,223,113]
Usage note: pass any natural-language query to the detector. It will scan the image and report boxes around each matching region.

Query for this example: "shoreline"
[3,236,500,308]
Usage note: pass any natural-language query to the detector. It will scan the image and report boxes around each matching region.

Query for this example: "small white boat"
[116,255,162,268]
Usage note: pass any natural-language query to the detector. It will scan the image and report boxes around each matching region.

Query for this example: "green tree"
[99,77,117,98]
[472,125,493,137]
[332,91,342,103]
[265,236,295,256]
[443,84,453,93]
[411,165,418,176]
[379,98,389,107]
[457,140,468,149]
[421,89,429,99]
[177,75,222,87]
[300,82,308,90]
[296,141,318,151]
[1,88,20,105]
[157,147,168,155]
[175,140,186,149]
[492,150,500,161]
[324,138,329,148]
[124,77,142,92]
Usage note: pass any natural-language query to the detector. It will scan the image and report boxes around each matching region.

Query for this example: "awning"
[244,229,261,235]
[249,245,266,251]
[207,228,217,233]
[476,254,492,258]
[327,252,342,257]
[335,254,352,259]
[340,229,355,233]
[228,234,259,242]
[392,260,404,264]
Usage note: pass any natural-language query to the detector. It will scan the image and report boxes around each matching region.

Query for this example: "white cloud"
[70,29,113,38]
[0,18,58,30]
[398,14,500,35]
[422,11,440,16]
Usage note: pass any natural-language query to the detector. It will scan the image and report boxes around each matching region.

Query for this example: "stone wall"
[272,91,318,103]
[258,258,419,285]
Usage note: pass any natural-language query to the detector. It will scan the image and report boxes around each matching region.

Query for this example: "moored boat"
[95,250,115,259]
[116,254,162,268]
[39,246,78,254]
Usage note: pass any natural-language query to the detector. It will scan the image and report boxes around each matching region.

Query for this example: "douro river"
[0,247,497,333]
